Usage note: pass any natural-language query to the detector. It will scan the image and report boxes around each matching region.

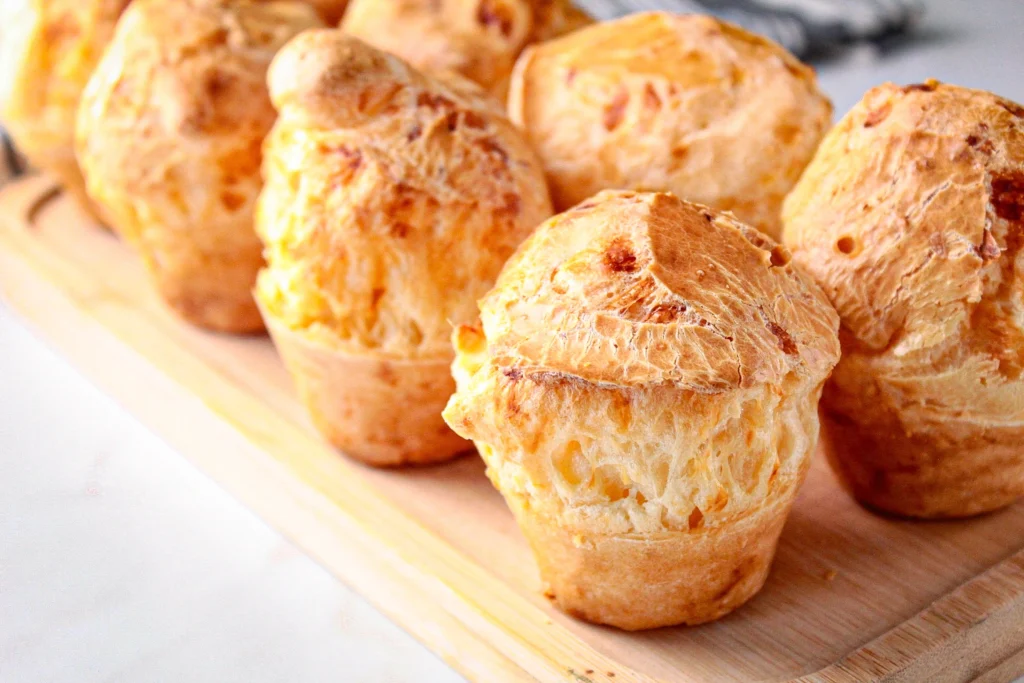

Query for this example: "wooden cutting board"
[3,174,1024,683]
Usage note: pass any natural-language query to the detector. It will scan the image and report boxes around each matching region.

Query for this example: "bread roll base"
[821,412,1024,519]
[262,308,469,467]
[141,246,264,334]
[512,496,791,630]
[157,281,263,334]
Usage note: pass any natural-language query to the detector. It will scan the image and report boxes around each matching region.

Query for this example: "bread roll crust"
[0,0,130,221]
[783,81,1024,518]
[444,191,840,629]
[76,0,321,332]
[507,12,831,238]
[261,305,467,466]
[257,30,552,464]
[340,0,590,98]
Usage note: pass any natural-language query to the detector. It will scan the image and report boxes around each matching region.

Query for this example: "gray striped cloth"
[578,0,923,57]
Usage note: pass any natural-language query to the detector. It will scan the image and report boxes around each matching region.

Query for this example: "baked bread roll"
[0,0,130,223]
[257,30,552,466]
[76,0,321,333]
[783,81,1024,519]
[444,190,840,630]
[507,12,831,239]
[340,0,590,99]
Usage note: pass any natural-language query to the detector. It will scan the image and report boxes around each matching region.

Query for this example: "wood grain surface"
[2,174,1023,683]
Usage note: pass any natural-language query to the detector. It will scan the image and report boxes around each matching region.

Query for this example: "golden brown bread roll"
[783,81,1024,519]
[0,0,131,223]
[76,0,321,333]
[507,12,831,239]
[256,30,553,466]
[443,190,840,629]
[340,0,590,99]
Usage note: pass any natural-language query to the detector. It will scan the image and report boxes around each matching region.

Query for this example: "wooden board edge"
[971,646,1024,683]
[0,176,659,683]
[797,548,1024,683]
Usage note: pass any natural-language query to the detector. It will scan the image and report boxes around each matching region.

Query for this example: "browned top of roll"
[480,190,840,392]
[784,81,1024,362]
[76,0,321,209]
[507,12,831,238]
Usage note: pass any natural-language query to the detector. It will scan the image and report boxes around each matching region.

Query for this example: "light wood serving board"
[3,174,1024,683]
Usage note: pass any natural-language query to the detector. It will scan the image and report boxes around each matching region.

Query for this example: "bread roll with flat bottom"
[76,0,322,333]
[257,31,553,466]
[0,0,131,224]
[444,191,840,629]
[784,81,1024,518]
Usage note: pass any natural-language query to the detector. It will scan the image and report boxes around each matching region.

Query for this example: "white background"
[3,1,1024,681]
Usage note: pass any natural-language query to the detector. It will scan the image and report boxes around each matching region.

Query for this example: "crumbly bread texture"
[257,30,552,465]
[783,81,1024,519]
[444,190,840,629]
[340,0,590,99]
[76,0,321,333]
[0,0,130,222]
[507,12,831,239]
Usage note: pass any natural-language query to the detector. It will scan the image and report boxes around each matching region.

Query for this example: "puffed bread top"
[76,0,321,234]
[340,0,590,97]
[480,190,839,392]
[256,30,553,359]
[785,82,1024,363]
[508,12,831,238]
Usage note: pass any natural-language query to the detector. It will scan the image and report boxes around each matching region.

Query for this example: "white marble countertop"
[3,1,1024,681]
[0,304,461,683]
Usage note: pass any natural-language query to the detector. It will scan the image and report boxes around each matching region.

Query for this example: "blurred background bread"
[76,0,321,333]
[507,11,831,239]
[256,30,552,466]
[784,81,1024,519]
[444,190,840,629]
[340,0,591,99]
[0,0,131,223]
[303,0,348,23]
